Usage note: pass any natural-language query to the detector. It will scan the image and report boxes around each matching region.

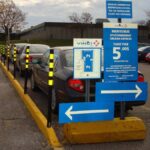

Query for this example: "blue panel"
[106,0,132,19]
[103,27,138,82]
[59,102,114,124]
[96,82,148,102]
[82,50,93,72]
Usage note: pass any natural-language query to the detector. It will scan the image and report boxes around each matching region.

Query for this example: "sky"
[13,0,150,29]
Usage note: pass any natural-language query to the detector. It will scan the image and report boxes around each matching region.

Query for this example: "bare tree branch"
[69,12,81,23]
[69,12,93,24]
[0,0,26,35]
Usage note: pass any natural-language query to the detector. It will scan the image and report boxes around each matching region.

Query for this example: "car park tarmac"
[0,69,50,150]
[0,61,150,150]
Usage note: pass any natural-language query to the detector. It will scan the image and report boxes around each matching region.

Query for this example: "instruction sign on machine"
[73,38,102,79]
[103,23,138,82]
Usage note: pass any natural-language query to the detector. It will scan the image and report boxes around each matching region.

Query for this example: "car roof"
[30,44,50,47]
[15,43,29,46]
[53,46,73,51]
[138,46,150,51]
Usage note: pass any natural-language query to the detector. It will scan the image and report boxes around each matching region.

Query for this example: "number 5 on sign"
[113,47,121,60]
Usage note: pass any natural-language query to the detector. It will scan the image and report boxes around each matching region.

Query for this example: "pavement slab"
[0,68,51,150]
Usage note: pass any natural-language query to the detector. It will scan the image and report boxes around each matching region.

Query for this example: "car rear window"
[63,50,73,67]
[30,45,49,54]
[16,45,25,51]
[63,49,104,68]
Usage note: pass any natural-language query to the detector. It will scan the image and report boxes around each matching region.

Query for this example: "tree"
[69,12,93,24]
[68,12,93,38]
[0,0,26,42]
[145,10,150,25]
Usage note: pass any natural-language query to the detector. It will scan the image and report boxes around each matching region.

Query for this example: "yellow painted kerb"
[63,117,146,144]
[0,62,62,149]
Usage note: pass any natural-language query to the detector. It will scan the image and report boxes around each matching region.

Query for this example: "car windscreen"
[16,45,25,51]
[30,45,50,54]
[63,49,104,68]
[63,50,73,67]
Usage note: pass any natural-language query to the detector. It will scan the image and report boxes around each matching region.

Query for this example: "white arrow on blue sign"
[96,82,148,102]
[59,102,114,124]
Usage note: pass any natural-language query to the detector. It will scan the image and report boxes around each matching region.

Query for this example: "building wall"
[20,23,150,43]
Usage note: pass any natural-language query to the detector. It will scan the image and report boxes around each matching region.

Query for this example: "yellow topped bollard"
[7,45,10,70]
[47,49,54,128]
[24,46,30,94]
[13,45,17,78]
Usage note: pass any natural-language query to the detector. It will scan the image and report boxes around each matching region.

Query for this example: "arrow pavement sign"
[96,82,148,102]
[59,102,114,124]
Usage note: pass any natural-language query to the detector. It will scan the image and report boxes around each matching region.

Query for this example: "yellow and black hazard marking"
[7,45,10,58]
[7,45,10,70]
[48,49,54,86]
[24,46,30,94]
[13,45,17,62]
[47,49,54,127]
[2,47,5,55]
[25,46,30,69]
[13,45,17,78]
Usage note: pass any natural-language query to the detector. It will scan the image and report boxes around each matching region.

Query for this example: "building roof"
[20,22,103,35]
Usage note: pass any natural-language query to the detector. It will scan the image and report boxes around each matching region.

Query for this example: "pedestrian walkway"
[0,69,50,150]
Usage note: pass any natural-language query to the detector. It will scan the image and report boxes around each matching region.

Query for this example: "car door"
[36,50,50,94]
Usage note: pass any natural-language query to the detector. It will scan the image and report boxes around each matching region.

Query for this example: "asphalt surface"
[1,61,150,150]
[0,68,51,150]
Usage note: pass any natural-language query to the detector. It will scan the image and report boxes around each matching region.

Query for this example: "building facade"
[19,22,150,43]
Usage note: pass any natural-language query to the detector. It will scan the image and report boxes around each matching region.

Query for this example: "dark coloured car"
[145,53,150,63]
[138,43,150,48]
[138,46,150,61]
[31,46,145,113]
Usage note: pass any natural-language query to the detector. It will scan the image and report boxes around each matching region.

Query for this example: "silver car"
[10,43,28,63]
[17,44,50,76]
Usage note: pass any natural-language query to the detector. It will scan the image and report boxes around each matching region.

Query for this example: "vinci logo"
[74,39,102,48]
[93,40,100,47]
[76,41,93,47]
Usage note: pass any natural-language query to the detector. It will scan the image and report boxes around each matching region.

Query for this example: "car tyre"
[19,67,24,77]
[51,88,58,114]
[30,73,38,91]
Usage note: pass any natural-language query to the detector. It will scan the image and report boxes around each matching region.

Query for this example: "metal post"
[85,80,90,102]
[0,47,2,62]
[118,18,126,120]
[24,46,30,94]
[3,48,6,65]
[8,27,10,45]
[47,49,54,128]
[13,45,17,78]
[7,45,10,70]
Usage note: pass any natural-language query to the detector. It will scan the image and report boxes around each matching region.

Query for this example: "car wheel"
[30,73,38,91]
[51,88,58,113]
[19,67,24,77]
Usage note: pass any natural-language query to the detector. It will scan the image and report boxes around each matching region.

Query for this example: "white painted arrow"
[101,85,142,99]
[65,106,109,120]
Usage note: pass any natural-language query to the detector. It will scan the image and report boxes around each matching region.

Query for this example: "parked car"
[17,44,50,76]
[31,46,145,113]
[10,43,28,63]
[138,42,150,48]
[138,46,150,61]
[145,53,150,63]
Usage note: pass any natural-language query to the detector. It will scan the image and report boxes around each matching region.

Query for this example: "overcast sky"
[13,0,150,29]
